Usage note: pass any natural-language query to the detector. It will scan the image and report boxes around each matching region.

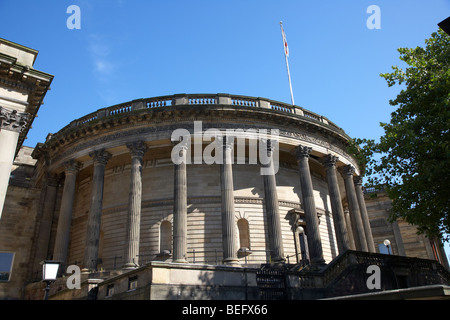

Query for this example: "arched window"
[237,219,250,250]
[160,221,172,253]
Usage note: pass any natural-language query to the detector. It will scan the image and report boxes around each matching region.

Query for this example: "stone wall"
[0,185,40,299]
[63,159,339,271]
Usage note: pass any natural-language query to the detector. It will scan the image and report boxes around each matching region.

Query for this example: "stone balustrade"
[53,93,346,143]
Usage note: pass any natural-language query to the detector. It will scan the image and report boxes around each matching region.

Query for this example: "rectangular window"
[106,284,114,297]
[128,276,138,291]
[0,252,14,282]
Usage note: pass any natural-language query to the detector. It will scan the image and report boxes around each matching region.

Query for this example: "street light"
[384,239,391,255]
[41,260,60,300]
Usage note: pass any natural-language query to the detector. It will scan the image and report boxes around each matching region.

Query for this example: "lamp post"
[41,260,60,300]
[384,239,391,255]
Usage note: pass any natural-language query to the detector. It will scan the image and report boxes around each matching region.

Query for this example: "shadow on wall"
[163,267,257,300]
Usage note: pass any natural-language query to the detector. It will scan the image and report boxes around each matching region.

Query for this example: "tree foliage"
[352,29,450,242]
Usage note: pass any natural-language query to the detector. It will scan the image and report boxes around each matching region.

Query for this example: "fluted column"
[123,141,147,268]
[262,140,284,262]
[220,136,239,265]
[53,160,81,269]
[83,150,111,271]
[0,107,28,218]
[339,165,368,252]
[354,176,376,253]
[344,208,356,250]
[293,145,325,266]
[173,143,188,263]
[33,174,60,265]
[322,155,350,253]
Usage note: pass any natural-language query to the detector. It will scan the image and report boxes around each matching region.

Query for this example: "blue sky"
[1,1,449,258]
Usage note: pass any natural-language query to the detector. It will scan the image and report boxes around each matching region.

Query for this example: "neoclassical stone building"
[0,40,448,300]
[30,93,375,271]
[1,91,449,300]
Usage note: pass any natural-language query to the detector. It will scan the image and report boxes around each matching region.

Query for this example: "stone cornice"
[0,44,54,156]
[35,95,360,175]
[44,121,357,172]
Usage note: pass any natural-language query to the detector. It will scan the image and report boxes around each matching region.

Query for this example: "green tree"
[355,29,450,242]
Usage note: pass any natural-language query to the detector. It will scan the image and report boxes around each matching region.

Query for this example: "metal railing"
[297,250,450,291]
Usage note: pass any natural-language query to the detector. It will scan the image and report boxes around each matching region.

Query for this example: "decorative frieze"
[0,106,28,133]
[46,114,358,171]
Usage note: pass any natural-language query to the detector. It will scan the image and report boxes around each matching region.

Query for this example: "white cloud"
[87,34,117,79]
[94,60,115,75]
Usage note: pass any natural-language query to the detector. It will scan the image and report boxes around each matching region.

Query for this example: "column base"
[122,262,139,270]
[223,257,241,267]
[270,258,286,266]
[310,258,327,270]
[173,258,188,264]
[81,268,91,274]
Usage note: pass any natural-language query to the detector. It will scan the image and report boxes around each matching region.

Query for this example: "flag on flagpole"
[280,23,289,58]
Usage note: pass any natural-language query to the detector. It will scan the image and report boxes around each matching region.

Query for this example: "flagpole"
[280,22,295,106]
[285,50,295,106]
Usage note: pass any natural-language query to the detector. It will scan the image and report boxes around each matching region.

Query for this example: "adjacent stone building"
[0,39,448,300]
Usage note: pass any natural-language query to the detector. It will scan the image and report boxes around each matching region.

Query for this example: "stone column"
[34,174,60,263]
[83,150,111,271]
[123,141,147,268]
[344,208,356,250]
[0,107,28,218]
[53,160,81,269]
[220,136,239,265]
[322,155,350,254]
[293,145,325,266]
[391,220,406,256]
[354,177,376,253]
[173,143,188,263]
[262,140,284,262]
[339,165,368,252]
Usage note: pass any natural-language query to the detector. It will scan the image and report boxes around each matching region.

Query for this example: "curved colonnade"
[33,94,375,272]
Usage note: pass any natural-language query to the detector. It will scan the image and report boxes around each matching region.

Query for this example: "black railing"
[296,250,450,295]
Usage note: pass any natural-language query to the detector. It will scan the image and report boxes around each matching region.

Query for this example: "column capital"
[0,107,29,133]
[261,139,277,157]
[353,176,363,185]
[322,154,339,168]
[46,172,61,187]
[89,149,112,165]
[339,164,355,177]
[63,160,82,175]
[292,145,312,160]
[126,141,147,158]
[259,139,277,168]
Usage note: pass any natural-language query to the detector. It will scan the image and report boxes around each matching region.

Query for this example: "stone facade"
[0,38,53,218]
[365,188,449,268]
[0,93,448,300]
